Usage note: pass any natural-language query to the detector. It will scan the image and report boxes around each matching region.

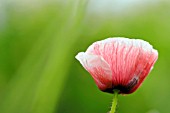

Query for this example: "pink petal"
[85,37,158,94]
[75,52,112,91]
[128,49,158,94]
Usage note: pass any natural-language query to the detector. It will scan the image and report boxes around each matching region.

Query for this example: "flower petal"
[128,49,158,93]
[75,52,112,91]
[85,37,158,94]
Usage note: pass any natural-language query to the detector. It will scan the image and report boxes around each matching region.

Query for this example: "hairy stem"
[110,90,119,113]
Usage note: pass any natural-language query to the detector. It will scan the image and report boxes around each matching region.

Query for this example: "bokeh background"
[0,0,169,113]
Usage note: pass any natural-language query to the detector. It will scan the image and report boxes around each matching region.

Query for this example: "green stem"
[110,90,119,113]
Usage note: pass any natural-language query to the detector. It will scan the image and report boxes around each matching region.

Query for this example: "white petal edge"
[86,37,158,54]
[75,52,112,78]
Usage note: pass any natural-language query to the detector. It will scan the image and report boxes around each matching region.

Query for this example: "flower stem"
[110,90,119,113]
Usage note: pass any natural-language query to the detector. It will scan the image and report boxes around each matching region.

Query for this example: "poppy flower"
[75,37,158,94]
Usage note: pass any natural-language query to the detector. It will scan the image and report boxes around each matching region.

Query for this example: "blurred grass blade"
[0,1,88,113]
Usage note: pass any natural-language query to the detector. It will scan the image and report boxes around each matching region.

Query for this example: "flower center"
[103,77,139,94]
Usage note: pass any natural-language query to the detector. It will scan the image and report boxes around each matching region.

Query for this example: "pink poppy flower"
[75,37,158,94]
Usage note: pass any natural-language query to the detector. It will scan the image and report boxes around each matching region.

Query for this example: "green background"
[0,1,169,113]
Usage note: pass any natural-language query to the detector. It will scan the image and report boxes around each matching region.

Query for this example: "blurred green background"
[0,0,169,113]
